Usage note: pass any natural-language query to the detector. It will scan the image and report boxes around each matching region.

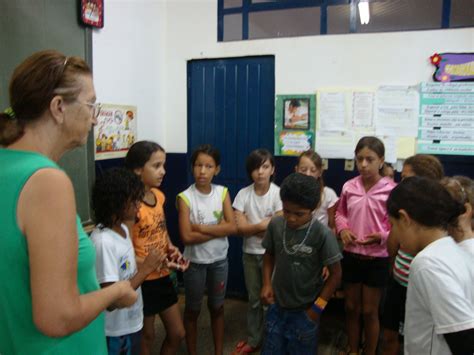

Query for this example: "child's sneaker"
[231,341,259,354]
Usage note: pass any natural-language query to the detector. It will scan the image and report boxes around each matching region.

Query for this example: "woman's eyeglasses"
[78,101,102,118]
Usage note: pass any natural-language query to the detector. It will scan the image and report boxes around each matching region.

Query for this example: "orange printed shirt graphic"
[132,188,170,280]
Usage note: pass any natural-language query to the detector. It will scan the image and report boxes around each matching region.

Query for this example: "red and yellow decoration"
[430,53,442,65]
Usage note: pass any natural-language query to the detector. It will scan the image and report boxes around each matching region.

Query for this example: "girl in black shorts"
[335,137,396,355]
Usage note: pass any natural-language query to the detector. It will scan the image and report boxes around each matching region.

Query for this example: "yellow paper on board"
[396,137,416,159]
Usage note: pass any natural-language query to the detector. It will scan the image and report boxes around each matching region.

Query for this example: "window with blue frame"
[218,0,474,42]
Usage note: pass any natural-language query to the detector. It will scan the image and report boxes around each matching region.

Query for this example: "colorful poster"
[417,83,474,156]
[81,0,104,28]
[278,131,313,156]
[430,53,474,82]
[275,94,316,156]
[94,104,137,160]
[283,98,310,130]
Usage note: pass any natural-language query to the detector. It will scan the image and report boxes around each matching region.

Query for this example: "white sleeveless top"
[178,184,229,264]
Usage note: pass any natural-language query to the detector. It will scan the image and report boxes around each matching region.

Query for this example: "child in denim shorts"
[261,173,342,355]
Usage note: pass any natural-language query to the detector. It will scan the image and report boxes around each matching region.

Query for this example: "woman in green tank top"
[0,50,137,355]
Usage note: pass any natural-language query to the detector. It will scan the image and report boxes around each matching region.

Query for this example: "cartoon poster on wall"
[94,104,137,160]
[275,94,316,156]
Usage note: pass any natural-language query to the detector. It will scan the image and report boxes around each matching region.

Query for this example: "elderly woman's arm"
[17,168,137,337]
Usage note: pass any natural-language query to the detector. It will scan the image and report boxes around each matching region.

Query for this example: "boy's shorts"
[142,275,178,316]
[183,258,228,312]
[106,330,141,355]
[342,251,390,288]
[381,276,407,339]
[262,303,319,355]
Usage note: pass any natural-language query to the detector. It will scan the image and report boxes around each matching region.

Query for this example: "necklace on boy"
[282,217,315,255]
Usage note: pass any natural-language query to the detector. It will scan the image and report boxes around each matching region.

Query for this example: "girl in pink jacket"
[336,136,396,355]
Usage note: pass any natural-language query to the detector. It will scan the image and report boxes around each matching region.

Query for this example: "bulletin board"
[274,82,473,161]
[314,86,419,163]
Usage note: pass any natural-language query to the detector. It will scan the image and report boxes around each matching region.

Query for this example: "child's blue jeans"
[262,303,319,355]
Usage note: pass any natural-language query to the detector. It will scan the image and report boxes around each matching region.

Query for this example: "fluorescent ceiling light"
[358,0,370,25]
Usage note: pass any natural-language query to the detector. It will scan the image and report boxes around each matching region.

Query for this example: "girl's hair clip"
[3,107,16,119]
[452,179,468,204]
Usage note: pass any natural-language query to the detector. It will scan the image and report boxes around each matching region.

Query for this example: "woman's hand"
[112,281,138,309]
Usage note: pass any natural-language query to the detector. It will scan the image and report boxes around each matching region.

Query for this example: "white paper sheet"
[352,92,375,128]
[377,135,397,163]
[375,86,419,137]
[315,131,355,159]
[319,92,347,131]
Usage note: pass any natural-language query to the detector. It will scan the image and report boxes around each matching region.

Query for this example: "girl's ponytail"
[0,111,24,146]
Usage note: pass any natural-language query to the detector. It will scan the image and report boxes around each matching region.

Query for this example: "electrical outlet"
[322,159,328,170]
[344,159,355,171]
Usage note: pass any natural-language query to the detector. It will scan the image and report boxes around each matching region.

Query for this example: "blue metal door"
[187,56,275,297]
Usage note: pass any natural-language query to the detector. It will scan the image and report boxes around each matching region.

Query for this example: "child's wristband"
[311,297,328,314]
[311,303,323,315]
[315,297,328,309]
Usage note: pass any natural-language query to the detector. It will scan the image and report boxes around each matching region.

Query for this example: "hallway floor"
[151,295,347,354]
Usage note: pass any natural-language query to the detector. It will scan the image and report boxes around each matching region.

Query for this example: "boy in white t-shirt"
[232,149,282,354]
[91,168,164,354]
